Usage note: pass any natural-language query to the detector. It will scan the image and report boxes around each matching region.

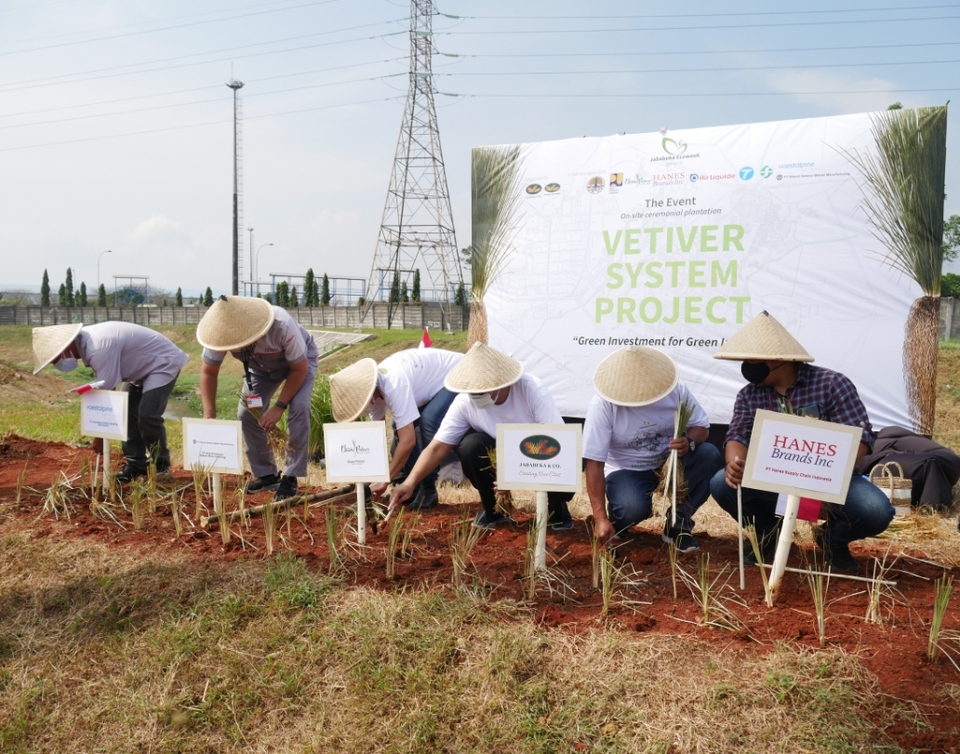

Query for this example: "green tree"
[453,281,466,307]
[263,292,273,304]
[275,281,289,307]
[41,269,51,306]
[290,285,299,307]
[943,214,960,264]
[97,284,107,306]
[78,282,88,307]
[389,270,401,303]
[357,296,365,308]
[203,287,214,306]
[58,283,67,306]
[412,269,421,303]
[942,273,960,298]
[64,267,74,307]
[400,281,409,303]
[888,102,903,110]
[175,287,183,306]
[321,273,331,305]
[304,268,316,306]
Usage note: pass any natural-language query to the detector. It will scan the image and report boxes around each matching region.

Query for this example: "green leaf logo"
[662,137,688,156]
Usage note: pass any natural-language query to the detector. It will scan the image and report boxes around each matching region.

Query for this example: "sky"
[2,0,959,299]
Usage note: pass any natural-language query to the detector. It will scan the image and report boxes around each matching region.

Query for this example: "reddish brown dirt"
[2,434,959,751]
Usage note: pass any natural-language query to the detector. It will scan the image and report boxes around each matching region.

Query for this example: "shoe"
[548,518,575,531]
[472,511,514,530]
[115,465,147,484]
[245,473,281,493]
[408,482,438,511]
[273,476,299,501]
[662,521,700,553]
[815,528,859,573]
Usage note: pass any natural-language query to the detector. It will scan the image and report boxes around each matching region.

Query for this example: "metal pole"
[247,227,255,296]
[97,250,111,290]
[227,79,244,296]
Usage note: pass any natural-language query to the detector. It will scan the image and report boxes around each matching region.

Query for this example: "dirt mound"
[1,433,959,750]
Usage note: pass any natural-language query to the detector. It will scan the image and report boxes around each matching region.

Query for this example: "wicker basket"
[869,461,913,515]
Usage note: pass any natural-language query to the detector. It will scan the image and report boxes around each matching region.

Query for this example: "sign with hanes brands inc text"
[742,410,862,504]
[482,111,930,429]
[323,422,390,483]
[80,389,128,441]
[496,423,583,493]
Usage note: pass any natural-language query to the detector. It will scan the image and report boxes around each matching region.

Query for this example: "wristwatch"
[275,399,288,411]
[687,438,696,452]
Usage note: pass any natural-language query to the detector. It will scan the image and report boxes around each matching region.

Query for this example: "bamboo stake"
[357,484,367,546]
[737,481,745,590]
[534,490,548,571]
[201,485,354,526]
[760,563,896,586]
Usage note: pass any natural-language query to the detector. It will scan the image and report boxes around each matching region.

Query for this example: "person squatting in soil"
[31,322,189,483]
[330,347,463,511]
[708,310,895,573]
[583,346,722,551]
[387,342,574,530]
[197,296,318,502]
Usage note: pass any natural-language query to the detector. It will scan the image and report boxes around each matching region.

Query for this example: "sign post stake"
[212,472,223,525]
[737,483,745,590]
[768,493,800,605]
[102,439,111,492]
[534,490,548,571]
[357,484,367,546]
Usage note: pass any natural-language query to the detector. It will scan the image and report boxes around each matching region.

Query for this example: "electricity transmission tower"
[366,0,461,325]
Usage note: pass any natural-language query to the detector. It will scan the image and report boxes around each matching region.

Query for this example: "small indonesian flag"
[68,380,105,395]
[419,326,432,349]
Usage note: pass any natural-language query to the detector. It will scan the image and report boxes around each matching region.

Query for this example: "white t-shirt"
[582,383,710,474]
[368,348,463,429]
[77,322,189,392]
[434,373,562,446]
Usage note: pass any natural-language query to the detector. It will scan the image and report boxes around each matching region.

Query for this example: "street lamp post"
[254,243,273,296]
[97,250,112,290]
[227,78,245,295]
[247,227,255,295]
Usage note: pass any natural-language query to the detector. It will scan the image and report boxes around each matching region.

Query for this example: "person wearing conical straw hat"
[388,342,575,531]
[583,347,722,549]
[709,311,894,573]
[330,348,463,510]
[31,321,189,482]
[197,296,318,501]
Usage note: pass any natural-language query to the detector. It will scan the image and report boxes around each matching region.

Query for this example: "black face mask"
[741,361,771,385]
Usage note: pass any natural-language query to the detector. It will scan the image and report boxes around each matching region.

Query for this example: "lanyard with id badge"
[241,347,263,410]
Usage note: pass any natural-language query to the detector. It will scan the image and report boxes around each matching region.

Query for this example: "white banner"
[484,111,922,428]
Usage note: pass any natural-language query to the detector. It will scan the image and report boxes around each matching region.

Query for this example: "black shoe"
[548,517,575,531]
[245,473,281,493]
[116,465,147,484]
[408,485,438,510]
[472,511,513,530]
[662,520,700,553]
[815,528,859,573]
[273,476,299,501]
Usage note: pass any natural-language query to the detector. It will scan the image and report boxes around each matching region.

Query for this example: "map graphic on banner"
[483,111,922,428]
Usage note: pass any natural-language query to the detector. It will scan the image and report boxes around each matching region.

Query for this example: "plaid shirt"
[726,363,875,450]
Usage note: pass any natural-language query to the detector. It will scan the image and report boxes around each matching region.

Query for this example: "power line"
[461,4,960,21]
[442,87,958,99]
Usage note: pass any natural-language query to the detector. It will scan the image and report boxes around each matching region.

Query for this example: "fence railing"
[0,303,470,331]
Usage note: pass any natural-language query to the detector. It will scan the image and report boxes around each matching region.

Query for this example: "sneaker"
[273,476,299,501]
[548,518,575,531]
[472,511,513,530]
[245,473,281,493]
[815,528,859,573]
[408,482,438,511]
[115,465,147,484]
[661,521,700,553]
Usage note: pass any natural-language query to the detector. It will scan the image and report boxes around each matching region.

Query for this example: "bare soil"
[2,433,959,752]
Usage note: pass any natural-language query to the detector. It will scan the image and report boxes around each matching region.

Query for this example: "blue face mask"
[54,357,78,373]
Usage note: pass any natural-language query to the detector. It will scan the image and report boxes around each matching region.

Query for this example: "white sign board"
[80,389,128,441]
[742,410,862,504]
[323,422,390,483]
[182,418,244,475]
[483,111,927,428]
[496,423,583,493]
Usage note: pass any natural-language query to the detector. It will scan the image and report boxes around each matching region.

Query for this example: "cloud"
[763,69,909,114]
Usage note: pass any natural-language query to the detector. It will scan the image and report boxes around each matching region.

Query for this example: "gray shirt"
[76,322,189,392]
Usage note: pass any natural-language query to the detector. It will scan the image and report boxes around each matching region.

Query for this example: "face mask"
[54,357,78,373]
[740,361,770,385]
[468,392,496,409]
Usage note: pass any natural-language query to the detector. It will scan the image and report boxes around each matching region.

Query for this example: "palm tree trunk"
[904,295,940,435]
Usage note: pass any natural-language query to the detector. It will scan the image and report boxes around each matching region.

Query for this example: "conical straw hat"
[444,342,523,393]
[330,358,379,422]
[713,310,814,362]
[32,323,83,374]
[196,296,275,351]
[593,346,679,406]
